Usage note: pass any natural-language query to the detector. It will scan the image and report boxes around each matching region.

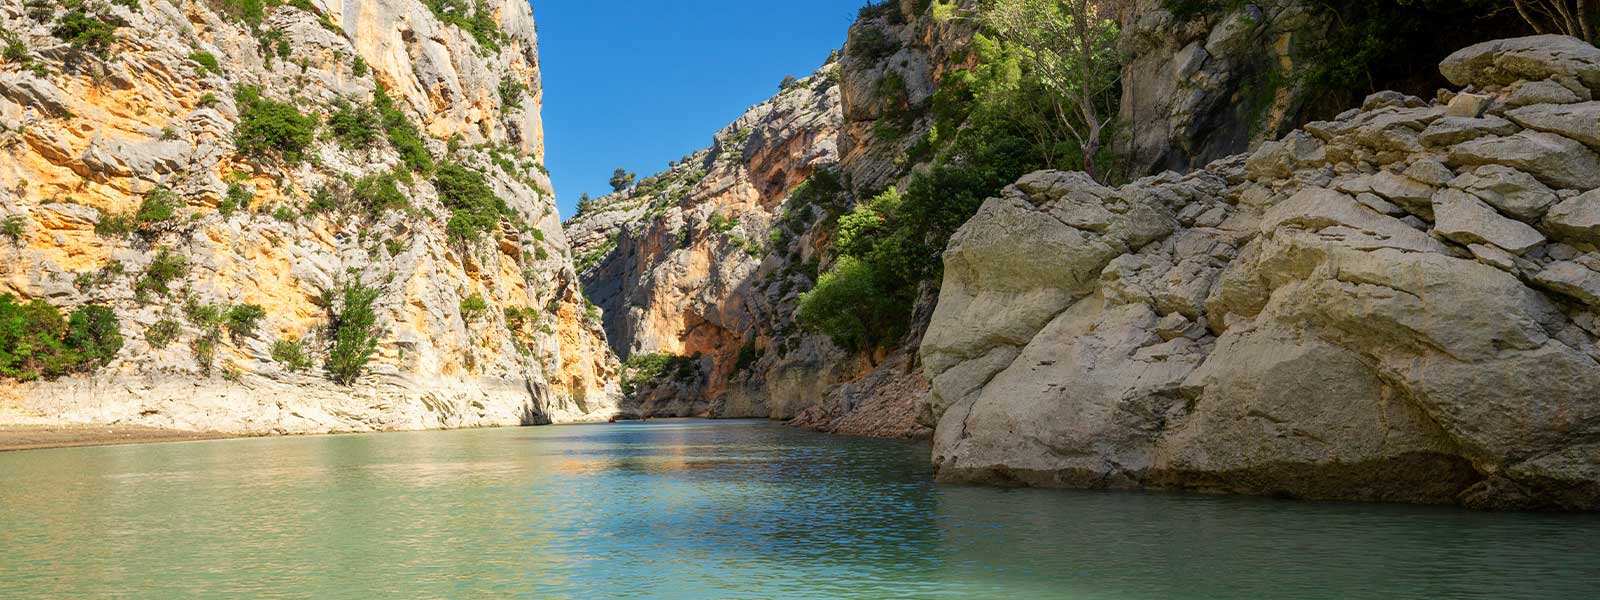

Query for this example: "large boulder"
[1448,130,1600,190]
[1441,34,1600,91]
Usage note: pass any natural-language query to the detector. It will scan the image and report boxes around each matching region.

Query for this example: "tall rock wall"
[922,36,1600,510]
[0,0,621,433]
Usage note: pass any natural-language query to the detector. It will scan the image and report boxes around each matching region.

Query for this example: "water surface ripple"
[2,420,1597,599]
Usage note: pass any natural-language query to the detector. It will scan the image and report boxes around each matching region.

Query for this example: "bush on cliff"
[234,86,318,164]
[323,279,382,386]
[0,295,123,382]
[374,85,435,173]
[620,352,701,396]
[434,162,510,243]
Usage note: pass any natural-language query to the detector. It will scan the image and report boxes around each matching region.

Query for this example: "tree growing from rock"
[982,0,1121,180]
[610,168,636,192]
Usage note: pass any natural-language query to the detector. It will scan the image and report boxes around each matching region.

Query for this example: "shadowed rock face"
[924,36,1600,510]
[0,0,621,433]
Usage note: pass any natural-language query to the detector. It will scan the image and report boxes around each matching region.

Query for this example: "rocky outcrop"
[923,35,1600,509]
[0,0,621,434]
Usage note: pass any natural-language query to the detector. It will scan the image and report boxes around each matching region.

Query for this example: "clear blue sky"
[534,0,867,218]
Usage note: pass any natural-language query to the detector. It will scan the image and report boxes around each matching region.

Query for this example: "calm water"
[2,420,1598,599]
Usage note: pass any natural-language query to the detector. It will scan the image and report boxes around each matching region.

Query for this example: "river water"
[1,420,1597,599]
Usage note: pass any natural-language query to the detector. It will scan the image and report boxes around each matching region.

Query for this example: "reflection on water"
[2,420,1598,599]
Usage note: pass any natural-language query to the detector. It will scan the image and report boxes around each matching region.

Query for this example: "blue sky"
[534,0,866,218]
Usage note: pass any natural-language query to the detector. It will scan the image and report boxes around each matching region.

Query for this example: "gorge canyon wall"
[0,0,621,434]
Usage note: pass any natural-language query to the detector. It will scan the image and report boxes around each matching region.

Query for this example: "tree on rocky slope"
[982,0,1121,180]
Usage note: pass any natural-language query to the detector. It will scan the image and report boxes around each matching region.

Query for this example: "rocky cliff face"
[0,0,621,433]
[1115,0,1525,177]
[922,35,1600,510]
[564,1,974,439]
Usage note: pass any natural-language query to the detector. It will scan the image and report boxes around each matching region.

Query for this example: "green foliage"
[498,76,526,110]
[350,172,409,216]
[433,163,509,242]
[609,168,636,192]
[197,92,220,109]
[3,31,30,65]
[327,101,382,150]
[135,249,188,302]
[323,279,382,386]
[779,74,800,91]
[351,55,368,77]
[233,86,317,164]
[1,215,21,241]
[144,318,181,350]
[459,293,488,321]
[271,336,313,372]
[422,0,506,51]
[706,211,736,233]
[0,295,122,382]
[52,4,123,56]
[220,182,252,216]
[620,352,701,395]
[796,256,907,360]
[374,85,434,173]
[224,304,265,340]
[733,337,762,374]
[208,0,273,28]
[847,24,899,63]
[189,51,221,75]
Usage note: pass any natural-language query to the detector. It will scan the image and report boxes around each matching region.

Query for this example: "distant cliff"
[0,0,621,433]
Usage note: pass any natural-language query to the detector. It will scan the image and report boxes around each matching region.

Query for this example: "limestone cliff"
[922,36,1600,510]
[0,0,621,433]
[564,1,974,439]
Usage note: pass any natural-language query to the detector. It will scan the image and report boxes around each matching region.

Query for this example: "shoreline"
[0,425,237,453]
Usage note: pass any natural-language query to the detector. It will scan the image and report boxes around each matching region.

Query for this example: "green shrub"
[779,74,800,91]
[433,162,509,242]
[620,352,701,395]
[271,336,314,372]
[135,249,189,302]
[52,5,123,56]
[422,0,505,51]
[2,31,28,65]
[0,295,122,381]
[498,77,526,110]
[350,172,409,216]
[144,318,181,349]
[190,335,216,374]
[374,85,434,173]
[189,51,221,75]
[351,55,368,77]
[847,25,899,63]
[459,293,488,321]
[208,0,270,28]
[233,86,317,164]
[324,279,381,385]
[271,206,298,222]
[196,92,220,109]
[327,101,381,150]
[609,168,636,192]
[796,256,906,362]
[1,215,21,241]
[220,182,252,216]
[224,304,265,340]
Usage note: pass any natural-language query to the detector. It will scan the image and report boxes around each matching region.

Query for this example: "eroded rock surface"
[0,0,621,433]
[923,35,1600,509]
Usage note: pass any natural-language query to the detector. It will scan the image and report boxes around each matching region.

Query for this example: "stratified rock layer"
[923,35,1600,509]
[0,0,621,433]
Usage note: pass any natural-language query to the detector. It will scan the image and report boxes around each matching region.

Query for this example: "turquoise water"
[1,420,1598,599]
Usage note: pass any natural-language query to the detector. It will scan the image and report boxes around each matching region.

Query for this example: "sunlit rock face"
[924,35,1600,510]
[0,0,621,433]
